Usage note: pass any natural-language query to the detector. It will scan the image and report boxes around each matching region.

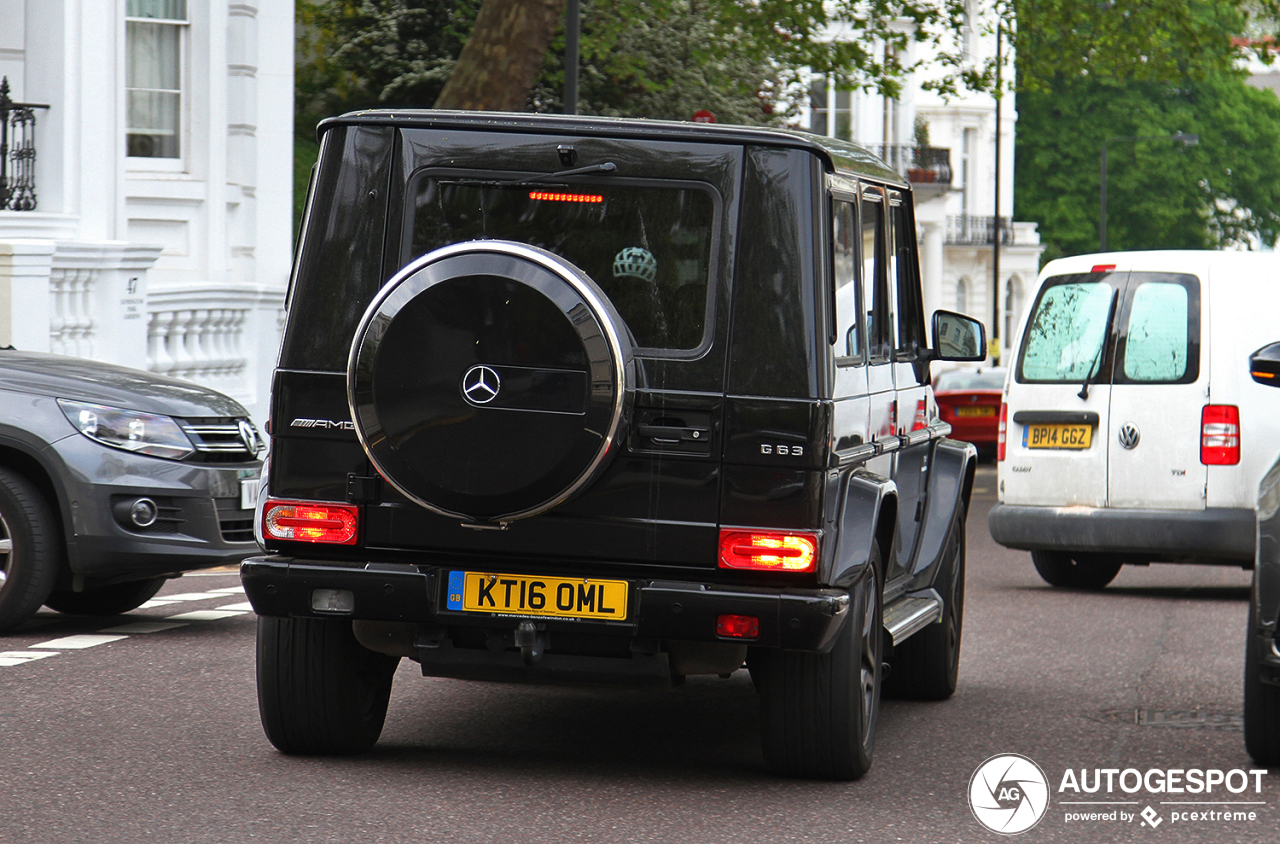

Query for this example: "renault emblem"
[1118,423,1140,450]
[462,365,501,405]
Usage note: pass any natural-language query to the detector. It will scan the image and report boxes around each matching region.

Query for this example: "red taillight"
[263,500,359,545]
[718,530,818,572]
[997,402,1008,461]
[716,614,759,639]
[1201,405,1240,465]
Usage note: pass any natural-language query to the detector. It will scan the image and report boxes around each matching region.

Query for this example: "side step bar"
[883,589,943,646]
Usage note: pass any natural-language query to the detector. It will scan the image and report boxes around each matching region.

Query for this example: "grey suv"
[0,349,264,630]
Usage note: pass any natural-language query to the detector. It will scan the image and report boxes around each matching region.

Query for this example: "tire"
[1244,580,1280,766]
[0,468,61,632]
[1031,550,1121,589]
[44,577,166,616]
[256,616,400,755]
[886,503,966,700]
[752,546,884,780]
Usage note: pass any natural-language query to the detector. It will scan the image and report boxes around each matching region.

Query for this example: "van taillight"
[997,402,1008,461]
[718,530,818,572]
[1201,405,1240,465]
[263,500,359,545]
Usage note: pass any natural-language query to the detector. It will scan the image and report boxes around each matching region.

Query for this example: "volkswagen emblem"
[461,365,502,405]
[237,419,261,454]
[1118,423,1140,450]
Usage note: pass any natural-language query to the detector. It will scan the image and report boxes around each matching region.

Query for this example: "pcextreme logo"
[968,755,1270,835]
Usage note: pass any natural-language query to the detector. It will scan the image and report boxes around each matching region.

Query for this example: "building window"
[809,78,855,141]
[961,128,976,219]
[956,277,971,315]
[1004,276,1023,343]
[126,0,187,159]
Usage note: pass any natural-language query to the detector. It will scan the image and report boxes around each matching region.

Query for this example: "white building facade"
[802,5,1043,362]
[0,0,294,425]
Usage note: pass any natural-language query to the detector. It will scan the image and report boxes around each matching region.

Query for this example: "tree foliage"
[1012,0,1280,258]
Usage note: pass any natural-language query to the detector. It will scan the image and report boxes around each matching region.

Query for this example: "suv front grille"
[178,418,261,463]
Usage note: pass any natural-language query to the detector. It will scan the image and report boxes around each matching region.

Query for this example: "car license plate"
[1023,424,1092,449]
[955,406,996,418]
[240,477,260,510]
[445,571,628,620]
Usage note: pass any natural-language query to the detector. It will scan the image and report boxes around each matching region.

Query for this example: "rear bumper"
[988,504,1255,562]
[240,556,851,652]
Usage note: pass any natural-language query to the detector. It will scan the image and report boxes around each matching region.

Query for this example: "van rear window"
[407,176,715,352]
[1018,279,1114,382]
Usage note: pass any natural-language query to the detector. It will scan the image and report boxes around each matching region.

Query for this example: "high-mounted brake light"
[1201,405,1240,465]
[718,530,818,572]
[263,500,359,545]
[528,190,604,204]
[997,402,1008,461]
[1091,264,1116,273]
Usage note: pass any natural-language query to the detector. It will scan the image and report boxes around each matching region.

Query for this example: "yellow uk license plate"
[445,571,628,621]
[956,406,996,417]
[1023,424,1092,449]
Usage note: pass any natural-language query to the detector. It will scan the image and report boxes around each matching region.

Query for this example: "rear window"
[935,369,1006,391]
[407,175,716,352]
[1016,271,1200,386]
[1018,278,1115,383]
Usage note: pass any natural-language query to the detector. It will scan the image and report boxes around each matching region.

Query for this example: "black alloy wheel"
[0,468,60,632]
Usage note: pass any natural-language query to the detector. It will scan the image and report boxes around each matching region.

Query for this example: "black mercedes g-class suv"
[243,111,984,780]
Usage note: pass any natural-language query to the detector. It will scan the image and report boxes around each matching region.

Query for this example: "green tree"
[1013,0,1280,258]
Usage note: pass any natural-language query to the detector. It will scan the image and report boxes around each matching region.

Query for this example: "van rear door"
[1004,271,1121,507]
[1104,273,1205,509]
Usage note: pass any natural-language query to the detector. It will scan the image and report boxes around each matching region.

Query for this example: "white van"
[989,250,1280,588]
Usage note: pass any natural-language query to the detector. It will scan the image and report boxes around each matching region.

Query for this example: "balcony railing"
[870,144,953,186]
[946,215,1015,246]
[1,76,48,212]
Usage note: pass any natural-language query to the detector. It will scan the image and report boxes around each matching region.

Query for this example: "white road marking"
[0,651,58,667]
[209,586,246,594]
[156,592,234,602]
[216,602,254,612]
[165,609,247,621]
[31,634,128,649]
[99,621,189,634]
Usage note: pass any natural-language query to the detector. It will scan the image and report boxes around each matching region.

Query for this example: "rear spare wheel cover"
[348,241,633,522]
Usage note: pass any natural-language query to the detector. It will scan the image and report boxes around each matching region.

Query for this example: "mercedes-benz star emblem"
[1118,423,1140,450]
[462,365,502,405]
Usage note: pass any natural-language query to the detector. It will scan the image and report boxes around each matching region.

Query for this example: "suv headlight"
[57,399,196,460]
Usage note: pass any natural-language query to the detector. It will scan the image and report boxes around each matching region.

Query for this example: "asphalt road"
[0,464,1272,843]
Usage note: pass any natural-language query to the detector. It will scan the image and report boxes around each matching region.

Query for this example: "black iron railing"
[871,144,953,186]
[1,77,49,211]
[945,215,1014,246]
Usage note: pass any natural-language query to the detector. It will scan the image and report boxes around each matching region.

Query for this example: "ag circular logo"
[968,753,1050,835]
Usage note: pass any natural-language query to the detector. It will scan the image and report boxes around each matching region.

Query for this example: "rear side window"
[407,175,716,353]
[1018,279,1115,382]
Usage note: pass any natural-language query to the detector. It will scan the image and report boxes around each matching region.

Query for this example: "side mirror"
[932,310,986,362]
[1250,342,1280,386]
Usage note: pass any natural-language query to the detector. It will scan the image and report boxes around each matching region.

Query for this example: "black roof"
[318,110,906,186]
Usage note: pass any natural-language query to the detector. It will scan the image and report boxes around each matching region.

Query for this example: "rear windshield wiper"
[1078,288,1118,400]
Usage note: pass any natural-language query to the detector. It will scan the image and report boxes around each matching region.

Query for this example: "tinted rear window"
[407,176,715,352]
[935,369,1006,391]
